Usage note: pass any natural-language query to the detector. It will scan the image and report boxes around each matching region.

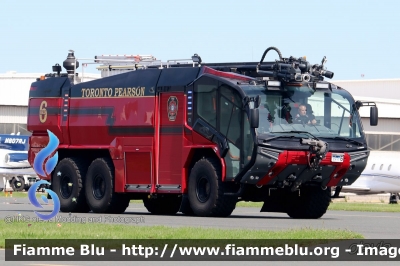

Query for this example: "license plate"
[332,153,344,162]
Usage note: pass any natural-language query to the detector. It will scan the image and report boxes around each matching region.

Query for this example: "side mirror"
[250,109,259,128]
[355,100,363,110]
[370,106,378,126]
[254,95,261,108]
[354,101,378,126]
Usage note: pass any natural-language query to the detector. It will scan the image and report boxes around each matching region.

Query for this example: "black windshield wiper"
[321,136,364,146]
[271,131,319,139]
[264,131,320,142]
[263,135,297,142]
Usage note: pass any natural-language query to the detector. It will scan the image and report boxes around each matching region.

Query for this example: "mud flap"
[260,200,287,213]
[260,190,288,213]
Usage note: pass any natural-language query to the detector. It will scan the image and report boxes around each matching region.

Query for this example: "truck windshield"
[241,84,363,140]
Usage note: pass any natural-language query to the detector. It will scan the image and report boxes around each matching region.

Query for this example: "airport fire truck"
[27,47,378,218]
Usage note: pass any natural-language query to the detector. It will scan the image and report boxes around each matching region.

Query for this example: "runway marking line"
[26,264,81,266]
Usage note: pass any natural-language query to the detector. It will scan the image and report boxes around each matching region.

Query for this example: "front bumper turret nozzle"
[286,138,328,192]
[300,138,329,170]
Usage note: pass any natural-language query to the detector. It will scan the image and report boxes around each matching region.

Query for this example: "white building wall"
[0,71,101,106]
[331,79,400,150]
[362,118,400,133]
[0,72,43,106]
[0,71,101,135]
[0,106,28,123]
[331,79,400,99]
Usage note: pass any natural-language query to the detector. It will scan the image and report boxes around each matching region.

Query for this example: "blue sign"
[28,130,60,220]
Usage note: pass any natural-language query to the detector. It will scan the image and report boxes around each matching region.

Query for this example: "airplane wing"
[341,186,371,193]
[0,168,38,178]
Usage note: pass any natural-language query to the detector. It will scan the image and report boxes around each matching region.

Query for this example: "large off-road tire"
[389,193,399,204]
[143,196,182,215]
[286,186,331,219]
[52,157,91,213]
[188,158,237,217]
[11,177,25,192]
[85,157,130,214]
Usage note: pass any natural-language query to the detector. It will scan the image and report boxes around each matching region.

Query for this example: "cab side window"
[219,85,241,143]
[194,77,218,128]
[218,85,243,179]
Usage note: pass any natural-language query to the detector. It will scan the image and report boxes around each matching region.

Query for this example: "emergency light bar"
[202,67,254,82]
[266,81,281,87]
[314,83,330,89]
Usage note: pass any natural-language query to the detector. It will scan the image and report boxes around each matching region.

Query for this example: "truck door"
[191,76,253,181]
[156,92,185,192]
[218,84,247,180]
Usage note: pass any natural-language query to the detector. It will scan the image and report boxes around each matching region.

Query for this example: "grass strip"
[327,202,400,212]
[0,192,42,198]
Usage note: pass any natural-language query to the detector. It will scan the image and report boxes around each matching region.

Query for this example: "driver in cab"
[293,104,317,125]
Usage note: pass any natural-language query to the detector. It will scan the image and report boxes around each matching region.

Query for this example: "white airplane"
[0,133,39,192]
[332,150,400,203]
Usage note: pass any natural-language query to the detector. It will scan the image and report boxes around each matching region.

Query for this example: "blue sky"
[1,0,399,80]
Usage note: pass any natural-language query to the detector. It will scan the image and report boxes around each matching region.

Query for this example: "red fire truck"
[27,47,378,218]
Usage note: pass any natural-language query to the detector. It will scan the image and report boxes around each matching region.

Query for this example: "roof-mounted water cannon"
[63,50,79,83]
[310,56,334,80]
[255,48,312,82]
[297,56,312,73]
[253,47,335,83]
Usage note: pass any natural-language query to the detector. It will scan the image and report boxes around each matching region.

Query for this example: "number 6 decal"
[39,100,47,123]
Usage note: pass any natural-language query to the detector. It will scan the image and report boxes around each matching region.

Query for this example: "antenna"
[321,56,327,69]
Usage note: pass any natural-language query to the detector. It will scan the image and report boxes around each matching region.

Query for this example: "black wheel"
[286,186,331,219]
[389,193,399,204]
[11,177,25,192]
[331,186,342,198]
[52,158,91,213]
[85,157,130,214]
[143,196,182,215]
[188,158,236,217]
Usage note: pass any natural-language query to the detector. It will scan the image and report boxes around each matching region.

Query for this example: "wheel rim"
[15,180,22,189]
[196,176,210,203]
[92,174,106,200]
[60,175,73,198]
